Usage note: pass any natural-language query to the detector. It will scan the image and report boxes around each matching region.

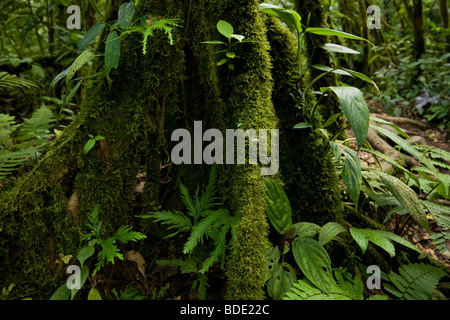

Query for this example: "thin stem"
[26,0,45,55]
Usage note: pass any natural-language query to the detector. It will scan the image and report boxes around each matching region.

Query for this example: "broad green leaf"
[286,222,321,239]
[265,247,281,282]
[83,139,95,154]
[362,229,395,257]
[267,263,297,300]
[50,67,70,88]
[341,145,362,207]
[377,171,430,232]
[312,64,353,76]
[323,113,341,128]
[77,246,95,266]
[216,58,227,66]
[118,2,135,28]
[259,3,302,33]
[226,52,236,58]
[340,68,380,95]
[377,231,421,255]
[320,43,360,54]
[50,284,70,300]
[66,50,95,84]
[264,178,293,234]
[217,20,234,39]
[293,122,312,130]
[292,237,333,293]
[104,31,121,86]
[319,222,347,245]
[77,23,105,53]
[305,27,373,45]
[87,287,102,300]
[326,86,369,149]
[349,228,369,254]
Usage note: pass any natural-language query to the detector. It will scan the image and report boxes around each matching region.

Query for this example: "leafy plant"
[202,20,254,70]
[139,165,237,299]
[83,134,105,154]
[0,106,56,184]
[383,263,448,300]
[263,178,424,299]
[50,204,146,300]
[284,268,387,300]
[51,1,180,90]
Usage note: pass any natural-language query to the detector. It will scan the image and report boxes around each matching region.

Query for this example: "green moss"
[264,17,343,226]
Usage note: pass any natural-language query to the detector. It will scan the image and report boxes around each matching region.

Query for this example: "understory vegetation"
[0,0,449,301]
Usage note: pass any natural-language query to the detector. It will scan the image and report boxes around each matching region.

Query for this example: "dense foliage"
[0,0,449,301]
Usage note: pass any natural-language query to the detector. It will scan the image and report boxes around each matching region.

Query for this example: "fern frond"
[15,105,55,143]
[284,279,353,300]
[384,263,447,300]
[150,210,192,238]
[0,71,38,91]
[284,269,365,300]
[199,222,231,273]
[114,225,146,243]
[93,238,122,275]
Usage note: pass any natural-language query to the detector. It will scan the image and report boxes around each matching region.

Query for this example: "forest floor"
[350,99,450,269]
[101,101,450,300]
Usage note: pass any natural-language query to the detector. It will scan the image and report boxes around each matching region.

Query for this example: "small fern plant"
[79,204,147,276]
[50,204,146,300]
[139,165,237,277]
[383,263,448,300]
[284,268,387,300]
[0,105,56,184]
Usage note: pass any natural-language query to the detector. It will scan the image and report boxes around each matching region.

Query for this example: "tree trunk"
[0,0,345,299]
[412,0,425,59]
[439,0,449,49]
[358,0,370,74]
[294,0,346,137]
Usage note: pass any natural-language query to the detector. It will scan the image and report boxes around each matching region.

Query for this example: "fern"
[0,106,56,183]
[140,165,235,274]
[383,263,447,300]
[0,71,38,92]
[82,205,147,275]
[422,200,450,255]
[284,269,386,300]
[122,18,181,54]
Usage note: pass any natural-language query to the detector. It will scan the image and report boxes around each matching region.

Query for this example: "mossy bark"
[264,17,343,226]
[1,0,355,300]
[294,0,345,136]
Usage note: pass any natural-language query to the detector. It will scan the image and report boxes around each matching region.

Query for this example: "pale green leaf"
[305,27,373,45]
[259,3,302,33]
[292,237,333,293]
[325,86,369,149]
[66,50,95,84]
[77,23,105,53]
[321,43,360,54]
[87,287,102,300]
[118,2,135,28]
[217,20,234,38]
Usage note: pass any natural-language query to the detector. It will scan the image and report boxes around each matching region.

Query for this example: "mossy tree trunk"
[1,0,345,299]
[412,0,425,59]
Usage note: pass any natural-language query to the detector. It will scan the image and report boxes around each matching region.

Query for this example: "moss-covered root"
[209,0,276,299]
[264,17,343,226]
